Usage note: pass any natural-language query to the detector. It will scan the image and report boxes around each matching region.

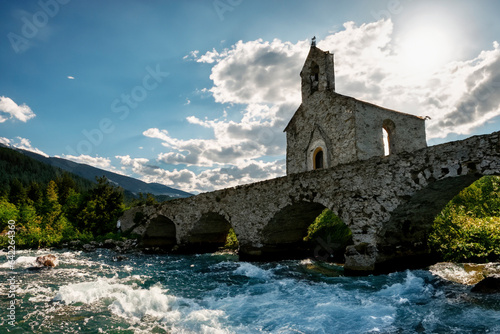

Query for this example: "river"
[1,249,499,333]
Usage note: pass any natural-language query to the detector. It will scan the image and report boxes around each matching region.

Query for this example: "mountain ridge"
[1,144,192,198]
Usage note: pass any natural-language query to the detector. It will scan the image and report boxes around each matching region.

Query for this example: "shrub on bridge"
[429,176,500,262]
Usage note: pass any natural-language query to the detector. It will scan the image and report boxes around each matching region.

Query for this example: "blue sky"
[1,0,500,193]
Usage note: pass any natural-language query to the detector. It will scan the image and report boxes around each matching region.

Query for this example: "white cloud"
[0,96,36,123]
[62,154,112,169]
[116,154,285,194]
[428,42,500,136]
[144,103,287,169]
[67,76,75,79]
[0,137,11,146]
[197,39,308,105]
[3,136,48,157]
[135,18,500,193]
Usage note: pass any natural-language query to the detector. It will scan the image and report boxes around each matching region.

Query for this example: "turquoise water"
[1,249,500,333]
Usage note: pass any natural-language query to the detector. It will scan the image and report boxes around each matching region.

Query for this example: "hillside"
[0,144,192,199]
[0,145,94,195]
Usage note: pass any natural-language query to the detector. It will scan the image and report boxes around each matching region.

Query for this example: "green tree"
[9,178,26,206]
[0,198,19,232]
[27,181,43,209]
[77,176,124,235]
[56,173,77,206]
[429,176,500,262]
[16,204,44,248]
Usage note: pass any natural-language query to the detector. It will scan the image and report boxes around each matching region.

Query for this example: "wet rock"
[103,239,116,249]
[82,244,95,252]
[429,262,500,286]
[112,255,128,262]
[69,240,82,249]
[99,238,138,253]
[471,276,500,294]
[429,262,486,285]
[36,254,58,267]
[114,240,125,248]
[344,243,377,275]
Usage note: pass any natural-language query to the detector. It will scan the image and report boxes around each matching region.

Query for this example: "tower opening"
[310,62,319,92]
[313,147,324,169]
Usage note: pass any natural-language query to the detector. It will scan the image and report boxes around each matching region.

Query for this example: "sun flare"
[397,21,456,75]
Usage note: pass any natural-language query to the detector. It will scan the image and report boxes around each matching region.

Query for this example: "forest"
[0,146,154,248]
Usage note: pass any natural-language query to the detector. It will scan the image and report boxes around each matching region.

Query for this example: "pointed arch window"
[313,147,324,169]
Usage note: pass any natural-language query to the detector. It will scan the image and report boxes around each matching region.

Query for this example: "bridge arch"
[183,212,234,253]
[376,171,493,271]
[259,201,352,261]
[142,215,177,250]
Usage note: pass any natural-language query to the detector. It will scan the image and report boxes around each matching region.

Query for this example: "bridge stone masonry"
[120,131,500,275]
[120,43,500,275]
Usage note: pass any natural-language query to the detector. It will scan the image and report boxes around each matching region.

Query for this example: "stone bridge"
[121,131,500,275]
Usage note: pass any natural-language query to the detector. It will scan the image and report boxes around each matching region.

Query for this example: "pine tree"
[9,178,27,206]
[77,176,124,236]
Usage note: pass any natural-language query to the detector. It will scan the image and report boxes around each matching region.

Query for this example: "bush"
[224,228,239,250]
[429,176,500,262]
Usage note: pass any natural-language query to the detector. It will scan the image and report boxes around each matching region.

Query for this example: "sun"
[396,19,456,76]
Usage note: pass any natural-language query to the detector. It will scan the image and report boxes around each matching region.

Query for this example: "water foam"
[234,262,272,279]
[0,255,37,268]
[53,278,230,332]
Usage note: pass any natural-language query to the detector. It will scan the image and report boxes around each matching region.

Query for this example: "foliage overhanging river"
[1,249,500,333]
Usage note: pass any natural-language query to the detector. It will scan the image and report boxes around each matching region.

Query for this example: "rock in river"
[36,254,58,267]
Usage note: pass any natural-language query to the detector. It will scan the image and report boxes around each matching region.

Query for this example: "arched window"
[382,119,396,156]
[313,147,324,169]
[382,128,390,156]
[310,62,319,92]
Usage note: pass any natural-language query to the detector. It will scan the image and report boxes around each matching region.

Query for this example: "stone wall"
[285,90,426,175]
[355,99,427,159]
[286,92,358,174]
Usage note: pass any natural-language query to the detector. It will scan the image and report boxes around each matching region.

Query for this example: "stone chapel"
[284,41,427,175]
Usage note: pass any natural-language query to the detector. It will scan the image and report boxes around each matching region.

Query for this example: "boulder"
[36,254,58,267]
[429,262,485,285]
[429,262,500,286]
[83,244,95,252]
[69,240,82,249]
[344,243,377,275]
[103,239,116,249]
[471,276,500,294]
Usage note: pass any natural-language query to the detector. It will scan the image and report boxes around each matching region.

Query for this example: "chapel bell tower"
[300,36,335,101]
